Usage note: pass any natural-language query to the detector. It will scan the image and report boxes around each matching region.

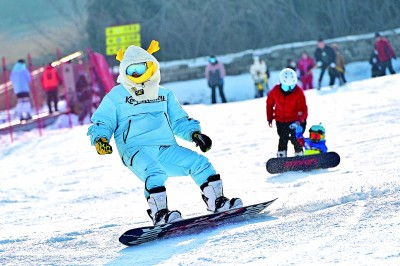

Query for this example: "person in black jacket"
[75,73,92,125]
[369,49,381,78]
[314,38,336,89]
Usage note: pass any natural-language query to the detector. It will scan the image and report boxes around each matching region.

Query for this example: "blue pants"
[122,145,216,198]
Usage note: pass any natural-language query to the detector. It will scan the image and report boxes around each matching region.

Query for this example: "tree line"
[84,0,399,62]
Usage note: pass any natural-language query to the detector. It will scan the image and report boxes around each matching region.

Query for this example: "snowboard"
[266,151,340,174]
[119,198,278,246]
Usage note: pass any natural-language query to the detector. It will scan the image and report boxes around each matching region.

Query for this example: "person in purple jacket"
[205,55,227,104]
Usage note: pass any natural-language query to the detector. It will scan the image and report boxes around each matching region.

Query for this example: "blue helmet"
[309,124,326,141]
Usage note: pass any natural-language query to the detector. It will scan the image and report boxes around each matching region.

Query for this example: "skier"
[286,58,297,72]
[10,59,33,122]
[75,73,92,125]
[40,63,62,114]
[369,49,381,78]
[266,68,308,158]
[374,32,396,76]
[297,51,315,90]
[331,43,347,86]
[250,54,269,97]
[86,40,242,226]
[291,123,328,155]
[314,38,336,89]
[205,55,227,104]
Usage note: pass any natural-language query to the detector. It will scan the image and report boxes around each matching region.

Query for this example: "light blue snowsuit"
[10,61,31,95]
[87,84,216,198]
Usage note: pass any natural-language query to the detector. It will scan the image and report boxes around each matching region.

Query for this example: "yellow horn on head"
[116,48,124,62]
[147,40,160,54]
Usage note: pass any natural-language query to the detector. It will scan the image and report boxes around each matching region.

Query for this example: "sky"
[1,58,400,265]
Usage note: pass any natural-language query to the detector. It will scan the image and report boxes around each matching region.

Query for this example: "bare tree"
[16,0,88,64]
[85,0,400,61]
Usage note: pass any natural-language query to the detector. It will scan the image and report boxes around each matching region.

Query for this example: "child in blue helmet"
[291,123,328,155]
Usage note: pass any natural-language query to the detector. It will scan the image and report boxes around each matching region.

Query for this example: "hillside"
[1,60,399,264]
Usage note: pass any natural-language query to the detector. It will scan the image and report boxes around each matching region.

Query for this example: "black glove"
[95,137,113,155]
[192,132,212,152]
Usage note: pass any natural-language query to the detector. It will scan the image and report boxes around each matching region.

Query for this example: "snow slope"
[1,61,400,265]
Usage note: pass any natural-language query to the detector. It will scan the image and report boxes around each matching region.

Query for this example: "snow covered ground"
[1,59,400,265]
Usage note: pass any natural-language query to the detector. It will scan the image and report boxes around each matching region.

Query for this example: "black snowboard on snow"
[119,198,278,246]
[266,151,340,174]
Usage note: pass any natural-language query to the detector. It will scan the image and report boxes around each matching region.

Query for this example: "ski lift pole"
[2,56,13,143]
[27,54,43,137]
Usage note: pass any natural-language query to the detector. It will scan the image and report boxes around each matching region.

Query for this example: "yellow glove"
[95,138,113,155]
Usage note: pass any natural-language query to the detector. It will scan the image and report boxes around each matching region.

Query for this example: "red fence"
[0,49,115,144]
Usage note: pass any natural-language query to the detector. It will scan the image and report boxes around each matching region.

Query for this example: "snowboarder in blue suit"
[87,40,242,225]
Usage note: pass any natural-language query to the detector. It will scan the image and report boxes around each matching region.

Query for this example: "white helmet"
[279,68,298,86]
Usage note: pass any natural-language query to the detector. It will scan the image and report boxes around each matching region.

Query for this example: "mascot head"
[116,40,161,101]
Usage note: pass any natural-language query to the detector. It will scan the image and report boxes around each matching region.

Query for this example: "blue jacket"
[292,123,328,154]
[10,62,31,94]
[304,138,328,153]
[87,84,201,159]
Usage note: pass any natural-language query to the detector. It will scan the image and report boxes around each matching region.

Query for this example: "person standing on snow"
[331,43,347,86]
[40,63,62,114]
[374,32,396,76]
[266,68,308,158]
[10,59,33,122]
[369,49,381,78]
[205,55,227,104]
[75,73,92,125]
[297,51,315,90]
[87,41,242,226]
[314,38,336,89]
[286,58,297,72]
[250,54,269,97]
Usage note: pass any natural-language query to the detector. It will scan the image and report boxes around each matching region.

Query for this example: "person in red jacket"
[374,32,396,76]
[267,68,308,158]
[40,63,62,114]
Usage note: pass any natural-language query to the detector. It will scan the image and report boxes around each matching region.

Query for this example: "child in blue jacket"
[291,123,328,155]
[87,41,242,225]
